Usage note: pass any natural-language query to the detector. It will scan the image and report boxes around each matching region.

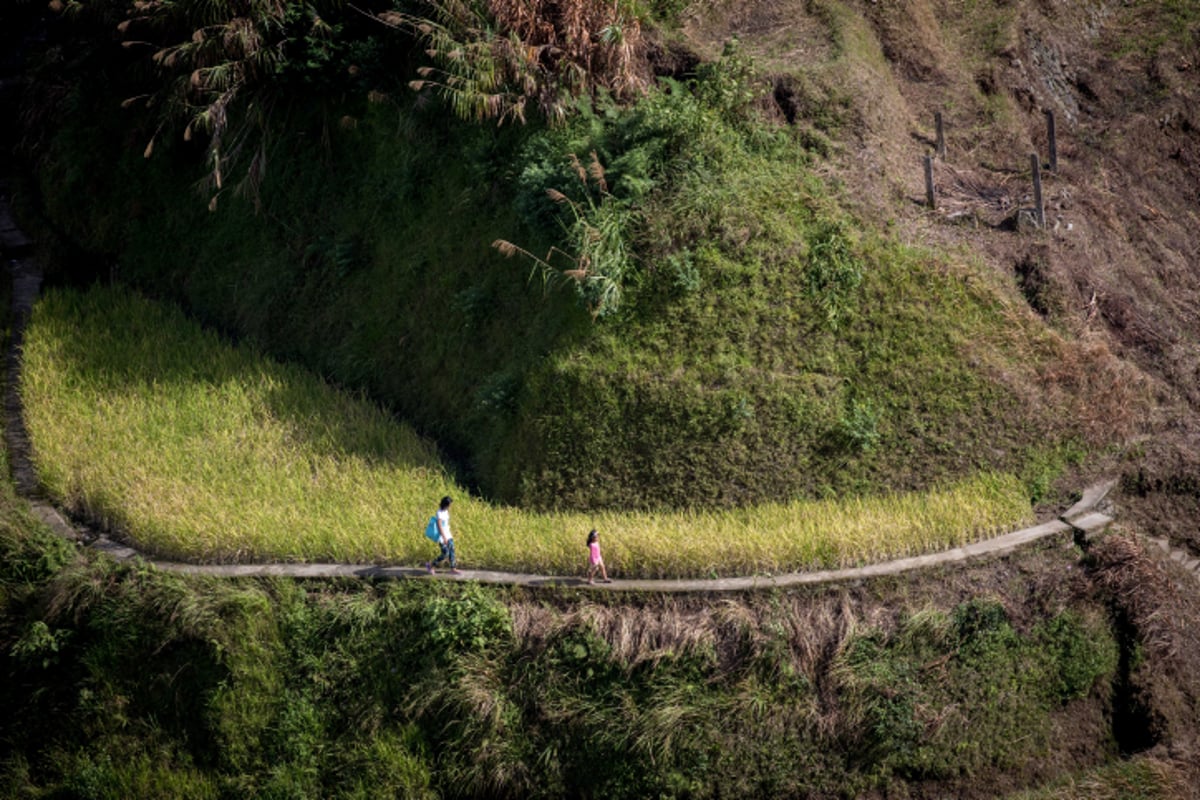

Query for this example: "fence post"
[934,111,946,159]
[924,154,936,209]
[1044,109,1057,172]
[1030,152,1045,228]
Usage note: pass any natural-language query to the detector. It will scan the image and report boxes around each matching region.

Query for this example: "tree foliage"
[44,0,658,206]
[56,0,367,207]
[379,0,651,124]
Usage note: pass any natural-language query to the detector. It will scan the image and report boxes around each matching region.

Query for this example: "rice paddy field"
[19,285,1035,578]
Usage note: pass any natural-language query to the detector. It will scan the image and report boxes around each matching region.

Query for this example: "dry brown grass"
[679,0,835,66]
[512,596,748,662]
[1088,532,1188,665]
[1039,334,1158,446]
[1005,753,1198,800]
[486,0,650,99]
[1087,528,1200,762]
[384,0,652,123]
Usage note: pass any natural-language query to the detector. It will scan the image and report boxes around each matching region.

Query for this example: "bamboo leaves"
[105,0,345,208]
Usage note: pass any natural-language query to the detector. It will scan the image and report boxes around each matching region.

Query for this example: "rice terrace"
[2,0,1200,798]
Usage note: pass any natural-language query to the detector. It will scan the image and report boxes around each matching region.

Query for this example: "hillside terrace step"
[0,201,34,254]
[29,503,81,541]
[1061,511,1113,542]
[0,230,34,254]
[1061,479,1117,522]
[1,207,1129,591]
[93,537,139,561]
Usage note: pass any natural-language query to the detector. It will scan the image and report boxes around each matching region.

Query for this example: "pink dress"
[589,541,602,565]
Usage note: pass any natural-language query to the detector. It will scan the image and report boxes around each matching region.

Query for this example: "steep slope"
[3,3,1200,796]
[6,1,1197,519]
[679,0,1200,532]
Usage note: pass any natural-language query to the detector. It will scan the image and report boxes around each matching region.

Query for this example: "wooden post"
[1044,109,1057,172]
[924,154,936,209]
[934,111,946,159]
[1030,152,1044,228]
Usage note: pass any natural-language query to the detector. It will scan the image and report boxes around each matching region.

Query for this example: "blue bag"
[424,515,441,543]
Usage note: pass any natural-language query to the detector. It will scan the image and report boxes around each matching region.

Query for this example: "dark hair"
[440,496,452,510]
[587,529,598,544]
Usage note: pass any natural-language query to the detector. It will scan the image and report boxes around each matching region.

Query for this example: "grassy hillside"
[23,20,1108,514]
[5,0,1200,795]
[5,489,1199,799]
[4,427,1199,798]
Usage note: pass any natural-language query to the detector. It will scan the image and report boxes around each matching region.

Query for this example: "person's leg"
[599,560,609,582]
[447,539,459,571]
[432,542,449,566]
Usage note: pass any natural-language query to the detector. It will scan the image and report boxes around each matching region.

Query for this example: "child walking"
[586,529,611,584]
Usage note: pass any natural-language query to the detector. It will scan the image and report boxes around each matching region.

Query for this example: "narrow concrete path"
[1,184,1122,592]
[23,481,1117,591]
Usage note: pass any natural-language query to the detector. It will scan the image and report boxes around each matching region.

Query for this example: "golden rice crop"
[20,285,1033,578]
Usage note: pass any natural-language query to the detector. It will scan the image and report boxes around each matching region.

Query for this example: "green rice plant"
[21,285,1034,578]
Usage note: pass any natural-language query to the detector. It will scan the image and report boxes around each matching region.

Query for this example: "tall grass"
[38,42,1091,515]
[21,285,1033,577]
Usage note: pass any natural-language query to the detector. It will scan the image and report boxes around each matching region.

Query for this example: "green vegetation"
[1109,0,1200,59]
[1,503,1127,798]
[2,0,1095,521]
[31,52,1089,514]
[6,2,1200,796]
[21,284,1033,575]
[838,600,1119,778]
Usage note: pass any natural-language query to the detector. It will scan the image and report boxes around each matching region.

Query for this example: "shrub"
[0,522,75,591]
[9,620,72,670]
[1034,611,1120,705]
[836,599,1119,781]
[420,583,513,660]
[836,395,881,454]
[805,221,863,329]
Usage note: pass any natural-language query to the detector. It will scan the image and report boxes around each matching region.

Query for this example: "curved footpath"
[35,485,1118,592]
[0,185,1148,593]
